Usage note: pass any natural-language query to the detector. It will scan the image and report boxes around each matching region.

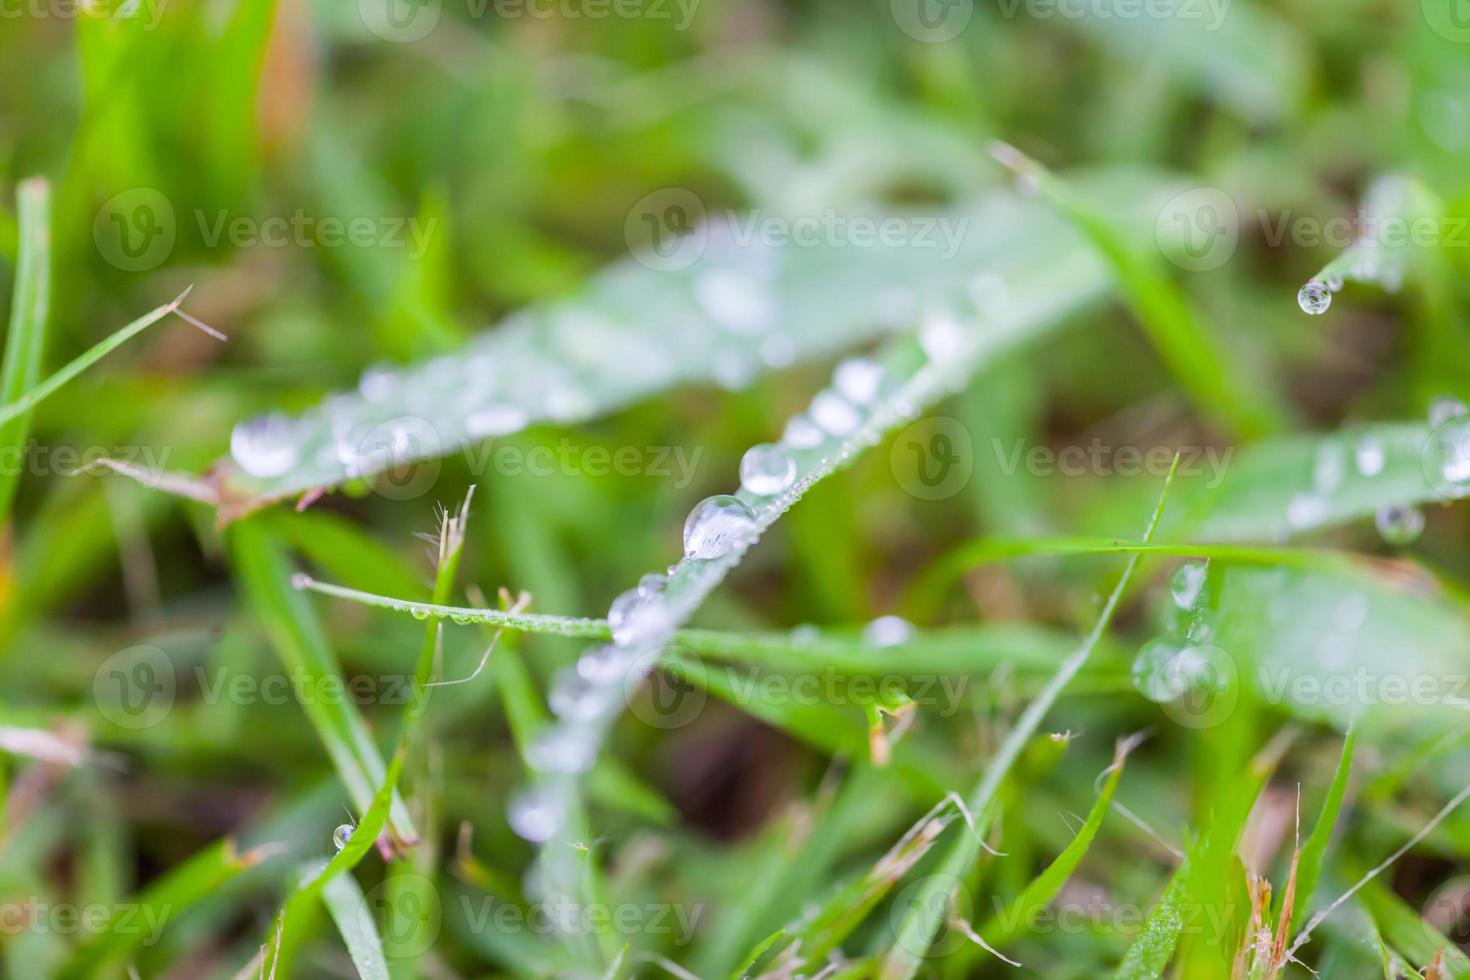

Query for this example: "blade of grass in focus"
[0,178,51,526]
[231,518,417,844]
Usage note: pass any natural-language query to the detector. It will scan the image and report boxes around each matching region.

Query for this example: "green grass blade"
[1287,728,1357,936]
[0,291,191,430]
[60,838,273,978]
[1112,869,1190,980]
[976,736,1135,948]
[879,458,1180,980]
[0,178,51,524]
[321,872,391,980]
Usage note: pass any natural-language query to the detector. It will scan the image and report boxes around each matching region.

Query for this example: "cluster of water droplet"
[1130,562,1232,709]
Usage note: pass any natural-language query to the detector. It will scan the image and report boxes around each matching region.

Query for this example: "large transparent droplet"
[1169,562,1206,611]
[682,495,758,560]
[230,414,299,478]
[861,615,914,648]
[919,311,966,362]
[1286,493,1327,531]
[810,391,860,437]
[740,443,796,496]
[507,786,564,842]
[1130,639,1188,703]
[1429,396,1468,429]
[783,415,824,449]
[606,587,674,647]
[1297,280,1331,315]
[332,823,354,851]
[1374,504,1425,545]
[834,358,884,405]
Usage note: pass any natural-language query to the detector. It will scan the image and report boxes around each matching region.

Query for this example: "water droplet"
[1169,563,1206,611]
[740,443,796,496]
[550,668,612,722]
[637,573,667,597]
[526,725,597,773]
[694,269,775,334]
[1335,593,1367,631]
[546,384,593,422]
[1429,397,1468,428]
[467,404,529,438]
[1325,273,1344,292]
[1131,639,1188,702]
[606,586,674,647]
[508,786,564,842]
[1354,435,1384,477]
[332,823,354,851]
[834,358,884,405]
[712,352,756,391]
[410,606,430,621]
[1313,443,1345,493]
[810,391,860,437]
[861,615,914,648]
[576,644,627,685]
[358,364,398,402]
[783,415,824,449]
[790,624,822,645]
[1297,280,1331,315]
[919,311,966,362]
[1374,504,1424,545]
[683,495,758,560]
[1286,493,1327,531]
[230,414,300,479]
[759,334,795,368]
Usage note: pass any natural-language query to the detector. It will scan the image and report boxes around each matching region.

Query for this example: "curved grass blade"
[321,872,390,980]
[0,288,203,430]
[1286,729,1356,937]
[60,838,276,978]
[991,143,1282,440]
[207,179,1156,515]
[879,458,1179,980]
[1297,175,1439,313]
[0,178,52,525]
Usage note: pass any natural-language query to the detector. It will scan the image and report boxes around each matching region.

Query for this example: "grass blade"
[321,872,391,980]
[0,178,51,524]
[1286,729,1356,936]
[879,457,1180,980]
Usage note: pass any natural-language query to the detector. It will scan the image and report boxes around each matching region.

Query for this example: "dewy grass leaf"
[321,872,391,980]
[207,177,1174,515]
[0,178,51,526]
[879,458,1180,980]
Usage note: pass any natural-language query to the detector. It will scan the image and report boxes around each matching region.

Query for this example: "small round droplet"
[332,823,354,851]
[1297,279,1331,315]
[637,573,667,597]
[740,443,796,496]
[759,334,796,368]
[358,364,399,401]
[526,725,597,773]
[694,269,776,335]
[1354,435,1385,477]
[1428,397,1468,429]
[606,587,673,647]
[1286,493,1327,531]
[1169,563,1206,611]
[1374,504,1424,545]
[682,495,758,560]
[410,606,430,621]
[919,311,966,362]
[783,415,824,449]
[549,667,611,722]
[1313,443,1345,493]
[230,414,299,479]
[810,391,860,437]
[508,786,564,842]
[834,358,884,405]
[861,615,914,648]
[1325,273,1344,292]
